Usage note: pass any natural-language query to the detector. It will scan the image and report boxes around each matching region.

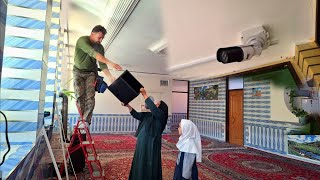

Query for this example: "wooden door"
[228,89,244,145]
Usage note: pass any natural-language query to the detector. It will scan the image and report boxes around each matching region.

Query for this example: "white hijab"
[176,119,202,162]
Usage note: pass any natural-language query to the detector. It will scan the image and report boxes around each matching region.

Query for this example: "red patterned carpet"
[93,134,137,151]
[48,133,320,180]
[93,133,228,180]
[204,150,320,180]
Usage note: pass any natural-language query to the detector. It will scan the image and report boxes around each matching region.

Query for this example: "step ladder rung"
[92,171,102,177]
[91,162,104,177]
[87,154,98,161]
[86,148,94,153]
[77,129,87,134]
[81,141,94,145]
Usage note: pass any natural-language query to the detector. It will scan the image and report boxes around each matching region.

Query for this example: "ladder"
[59,103,105,179]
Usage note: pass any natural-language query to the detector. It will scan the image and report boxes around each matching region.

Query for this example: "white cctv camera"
[217,26,270,64]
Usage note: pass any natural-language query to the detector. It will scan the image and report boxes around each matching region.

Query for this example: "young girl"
[174,119,202,180]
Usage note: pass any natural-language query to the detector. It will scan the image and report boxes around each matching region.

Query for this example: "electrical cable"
[0,111,10,166]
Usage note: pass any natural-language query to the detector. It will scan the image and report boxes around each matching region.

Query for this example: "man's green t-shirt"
[73,36,108,72]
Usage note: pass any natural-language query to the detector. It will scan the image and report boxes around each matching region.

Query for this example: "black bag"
[68,134,86,173]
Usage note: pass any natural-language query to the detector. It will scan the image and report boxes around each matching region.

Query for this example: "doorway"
[228,89,244,145]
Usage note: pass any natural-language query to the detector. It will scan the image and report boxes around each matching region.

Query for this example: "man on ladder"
[61,25,122,179]
[73,25,122,128]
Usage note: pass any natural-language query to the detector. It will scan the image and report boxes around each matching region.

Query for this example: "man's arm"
[102,68,115,85]
[96,53,122,71]
[97,49,118,84]
[77,37,122,71]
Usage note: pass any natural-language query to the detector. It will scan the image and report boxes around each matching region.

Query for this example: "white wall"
[172,93,187,113]
[172,80,188,92]
[270,82,298,122]
[172,80,188,113]
[67,70,172,115]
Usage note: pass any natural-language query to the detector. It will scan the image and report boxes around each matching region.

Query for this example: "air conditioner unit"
[160,80,169,86]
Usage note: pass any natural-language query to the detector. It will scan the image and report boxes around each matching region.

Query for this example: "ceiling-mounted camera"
[217,26,270,64]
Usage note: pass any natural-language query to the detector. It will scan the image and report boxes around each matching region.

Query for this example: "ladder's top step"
[77,126,88,129]
[75,121,89,129]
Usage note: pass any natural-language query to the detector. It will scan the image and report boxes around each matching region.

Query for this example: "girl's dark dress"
[173,152,198,180]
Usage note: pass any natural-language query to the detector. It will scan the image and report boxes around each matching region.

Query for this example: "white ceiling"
[104,0,167,75]
[161,0,316,79]
[65,0,316,80]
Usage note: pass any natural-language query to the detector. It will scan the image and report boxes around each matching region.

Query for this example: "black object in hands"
[108,70,143,105]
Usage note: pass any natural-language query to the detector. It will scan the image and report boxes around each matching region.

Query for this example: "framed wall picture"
[252,88,262,97]
[194,85,218,100]
[288,135,320,162]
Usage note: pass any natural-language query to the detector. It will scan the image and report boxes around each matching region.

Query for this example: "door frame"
[226,77,244,144]
[172,79,190,118]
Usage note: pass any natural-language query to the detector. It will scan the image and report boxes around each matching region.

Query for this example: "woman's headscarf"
[176,119,202,162]
[158,101,168,132]
[158,101,168,120]
[135,100,169,137]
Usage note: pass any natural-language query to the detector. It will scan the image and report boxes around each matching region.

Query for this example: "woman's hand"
[140,88,148,99]
[122,102,132,112]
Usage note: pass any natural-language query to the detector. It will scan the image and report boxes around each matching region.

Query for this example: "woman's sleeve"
[130,109,145,121]
[145,97,164,119]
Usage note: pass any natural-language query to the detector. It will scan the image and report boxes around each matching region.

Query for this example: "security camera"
[217,26,270,64]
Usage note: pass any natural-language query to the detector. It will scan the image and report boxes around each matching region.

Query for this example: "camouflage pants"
[73,70,96,124]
